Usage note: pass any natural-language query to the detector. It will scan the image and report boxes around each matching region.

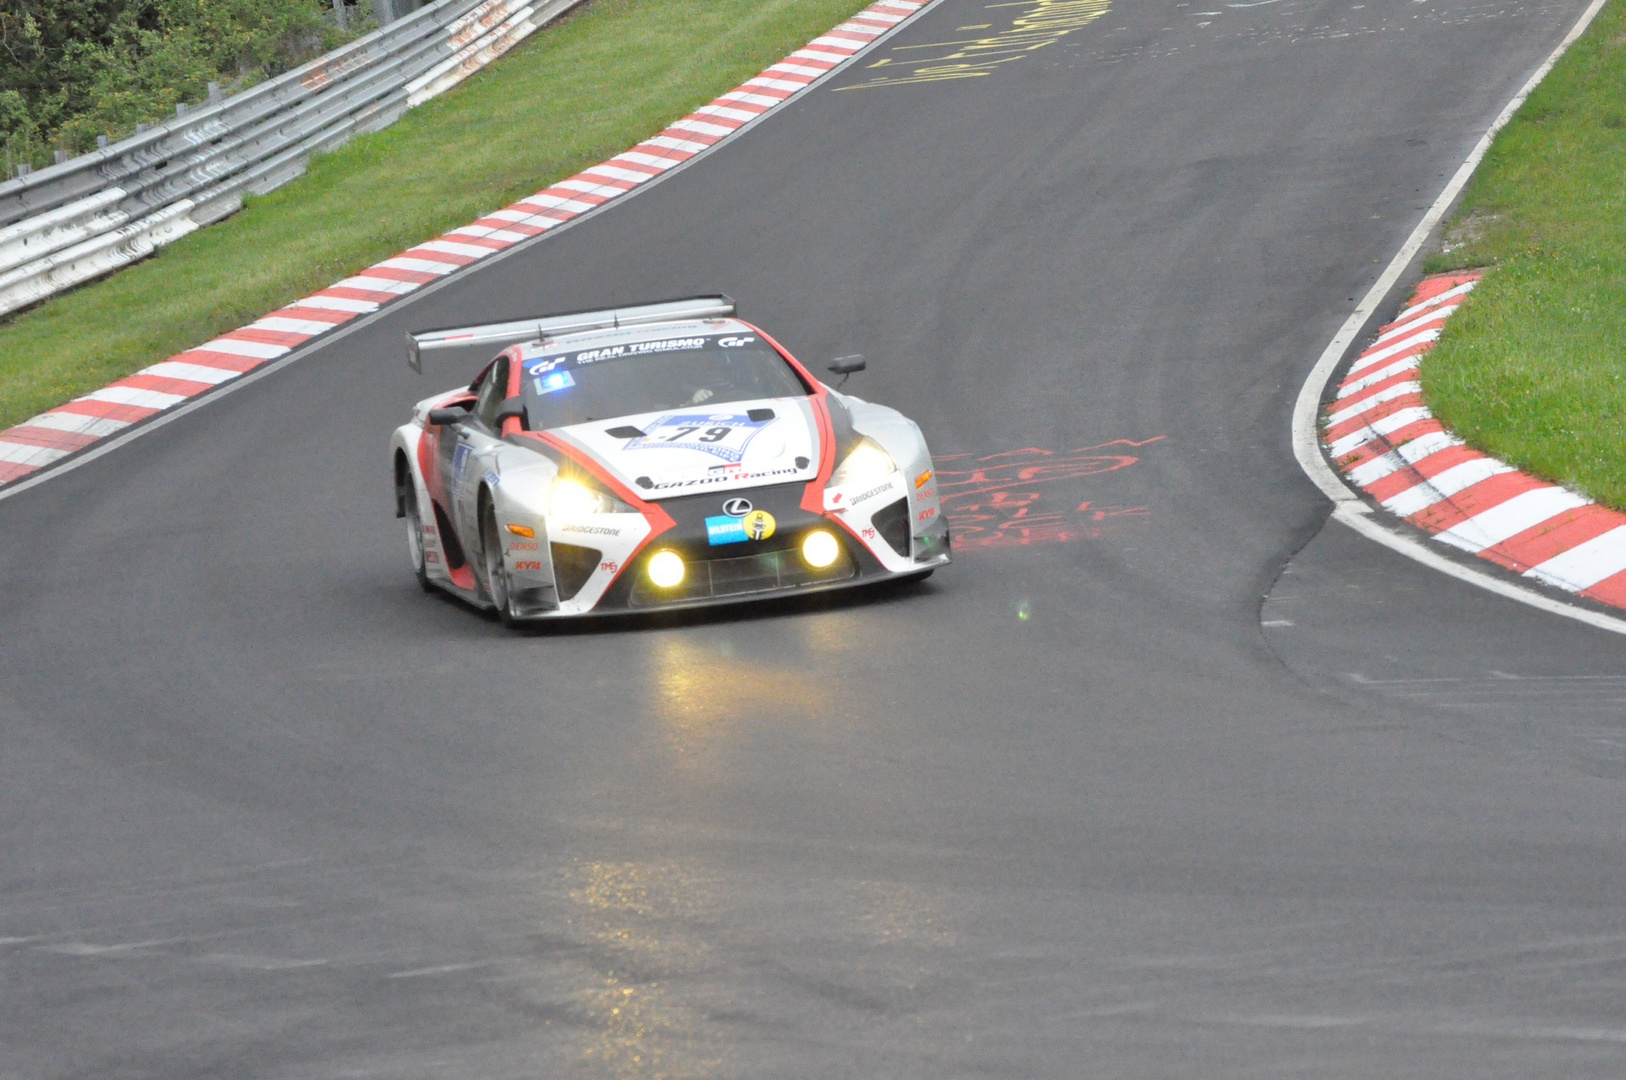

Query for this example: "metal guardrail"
[0,0,582,319]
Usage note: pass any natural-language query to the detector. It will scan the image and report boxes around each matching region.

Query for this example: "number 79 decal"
[624,413,773,463]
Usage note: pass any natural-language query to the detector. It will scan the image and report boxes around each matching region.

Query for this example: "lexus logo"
[722,497,753,517]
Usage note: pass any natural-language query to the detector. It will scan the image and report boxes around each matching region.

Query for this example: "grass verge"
[1422,0,1626,508]
[0,0,872,430]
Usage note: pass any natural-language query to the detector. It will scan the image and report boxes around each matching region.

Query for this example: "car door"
[449,355,510,546]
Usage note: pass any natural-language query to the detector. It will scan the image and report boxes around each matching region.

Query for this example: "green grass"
[0,0,872,430]
[1421,0,1626,508]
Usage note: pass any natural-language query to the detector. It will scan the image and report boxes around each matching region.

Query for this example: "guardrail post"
[333,0,349,30]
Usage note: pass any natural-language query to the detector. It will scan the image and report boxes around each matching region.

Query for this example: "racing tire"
[402,476,433,593]
[480,504,519,628]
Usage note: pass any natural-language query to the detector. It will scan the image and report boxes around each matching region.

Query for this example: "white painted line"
[377,256,459,275]
[615,150,684,170]
[582,164,654,184]
[20,413,132,437]
[746,76,815,93]
[644,135,712,154]
[1394,280,1478,324]
[695,104,763,122]
[1346,430,1464,488]
[190,338,288,360]
[253,316,342,335]
[769,63,828,78]
[720,90,786,108]
[1380,458,1514,517]
[1327,406,1433,458]
[1336,355,1422,398]
[143,361,241,385]
[0,441,68,465]
[669,118,738,138]
[1327,380,1421,426]
[1435,487,1591,554]
[299,295,379,313]
[523,193,600,212]
[1372,303,1459,347]
[86,386,189,409]
[1288,0,1626,636]
[1525,526,1626,591]
[1347,328,1441,376]
[416,239,499,259]
[337,275,420,294]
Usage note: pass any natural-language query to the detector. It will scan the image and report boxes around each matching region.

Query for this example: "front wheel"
[480,505,518,627]
[402,477,432,593]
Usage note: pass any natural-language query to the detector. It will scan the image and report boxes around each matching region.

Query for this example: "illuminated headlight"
[828,438,896,489]
[647,550,685,588]
[549,475,618,517]
[802,530,840,568]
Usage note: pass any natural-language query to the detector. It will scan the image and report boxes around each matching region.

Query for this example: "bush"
[1,0,368,176]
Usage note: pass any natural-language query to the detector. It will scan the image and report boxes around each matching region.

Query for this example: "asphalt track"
[3,0,1624,1075]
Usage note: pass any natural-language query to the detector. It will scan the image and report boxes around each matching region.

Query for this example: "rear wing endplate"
[406,295,736,372]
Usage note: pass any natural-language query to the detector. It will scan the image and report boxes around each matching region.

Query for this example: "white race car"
[390,296,949,622]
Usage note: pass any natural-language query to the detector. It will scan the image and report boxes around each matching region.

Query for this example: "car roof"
[515,317,753,360]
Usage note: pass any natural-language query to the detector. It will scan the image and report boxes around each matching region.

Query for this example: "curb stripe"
[1326,271,1626,613]
[0,0,927,490]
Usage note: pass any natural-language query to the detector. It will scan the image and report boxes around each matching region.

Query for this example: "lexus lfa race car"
[390,296,950,623]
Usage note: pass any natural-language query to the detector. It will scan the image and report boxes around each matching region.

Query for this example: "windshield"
[519,332,810,430]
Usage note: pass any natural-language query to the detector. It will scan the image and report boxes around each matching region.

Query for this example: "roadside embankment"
[1422,0,1626,510]
[0,0,872,432]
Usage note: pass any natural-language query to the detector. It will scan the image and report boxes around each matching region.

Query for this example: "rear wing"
[406,295,736,372]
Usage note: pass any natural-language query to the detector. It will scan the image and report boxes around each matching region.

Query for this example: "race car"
[390,295,950,622]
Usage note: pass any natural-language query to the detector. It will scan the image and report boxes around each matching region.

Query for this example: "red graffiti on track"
[936,439,1162,549]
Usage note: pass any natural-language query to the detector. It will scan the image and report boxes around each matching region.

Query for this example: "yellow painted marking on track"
[837,0,1112,90]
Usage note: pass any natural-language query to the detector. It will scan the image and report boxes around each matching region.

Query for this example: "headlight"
[647,550,685,588]
[802,530,840,568]
[549,475,624,517]
[828,438,896,489]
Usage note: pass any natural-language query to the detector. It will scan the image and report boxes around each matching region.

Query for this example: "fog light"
[802,530,840,569]
[647,550,685,588]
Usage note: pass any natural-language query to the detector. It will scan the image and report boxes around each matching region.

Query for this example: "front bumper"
[523,481,947,619]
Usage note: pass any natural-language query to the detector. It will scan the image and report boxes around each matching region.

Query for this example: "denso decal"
[622,412,774,463]
[508,541,539,552]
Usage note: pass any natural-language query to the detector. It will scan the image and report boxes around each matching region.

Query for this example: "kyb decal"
[935,439,1161,548]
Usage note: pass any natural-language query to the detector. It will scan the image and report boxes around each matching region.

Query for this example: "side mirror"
[495,398,528,428]
[427,405,472,426]
[826,355,866,388]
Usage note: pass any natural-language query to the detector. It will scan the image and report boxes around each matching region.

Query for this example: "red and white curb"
[0,0,927,490]
[1327,271,1626,610]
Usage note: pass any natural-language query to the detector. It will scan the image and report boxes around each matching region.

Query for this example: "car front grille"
[629,543,855,607]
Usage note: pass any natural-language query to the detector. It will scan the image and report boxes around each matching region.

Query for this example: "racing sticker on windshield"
[525,361,575,396]
[621,412,774,464]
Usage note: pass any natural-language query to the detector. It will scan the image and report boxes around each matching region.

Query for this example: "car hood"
[549,396,821,499]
